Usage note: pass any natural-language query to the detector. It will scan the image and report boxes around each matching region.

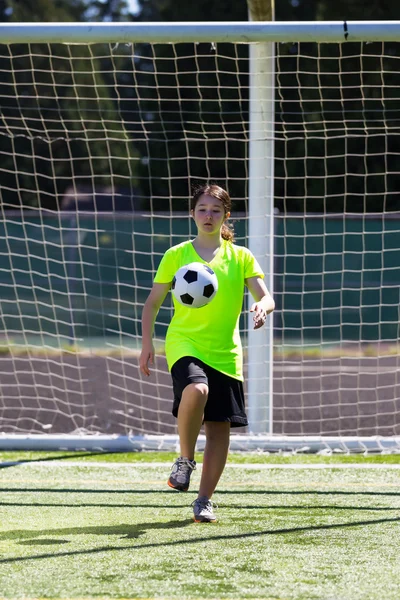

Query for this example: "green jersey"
[154,239,264,380]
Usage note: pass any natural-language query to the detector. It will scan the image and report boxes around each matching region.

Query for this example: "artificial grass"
[1,449,400,465]
[0,460,399,599]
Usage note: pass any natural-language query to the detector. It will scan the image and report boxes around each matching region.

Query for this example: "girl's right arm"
[139,282,171,376]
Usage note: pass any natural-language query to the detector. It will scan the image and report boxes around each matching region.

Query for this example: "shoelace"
[175,458,196,475]
[192,497,218,510]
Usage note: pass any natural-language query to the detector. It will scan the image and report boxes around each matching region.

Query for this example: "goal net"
[0,22,399,453]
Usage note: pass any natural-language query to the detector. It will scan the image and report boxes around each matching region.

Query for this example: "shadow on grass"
[0,515,399,564]
[1,520,193,544]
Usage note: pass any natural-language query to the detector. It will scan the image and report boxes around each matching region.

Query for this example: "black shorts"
[170,356,248,428]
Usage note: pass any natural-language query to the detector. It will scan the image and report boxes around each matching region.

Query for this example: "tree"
[6,0,88,22]
[0,0,139,210]
[2,0,400,211]
[133,0,400,212]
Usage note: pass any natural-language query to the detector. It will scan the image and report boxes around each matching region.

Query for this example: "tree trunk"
[247,0,274,21]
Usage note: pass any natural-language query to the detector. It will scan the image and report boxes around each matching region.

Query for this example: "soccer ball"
[171,262,218,308]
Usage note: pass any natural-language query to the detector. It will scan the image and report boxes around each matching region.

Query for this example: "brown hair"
[190,184,235,242]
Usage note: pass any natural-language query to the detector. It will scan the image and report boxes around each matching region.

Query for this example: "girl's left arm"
[245,276,275,330]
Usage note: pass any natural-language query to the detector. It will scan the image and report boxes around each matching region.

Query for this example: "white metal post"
[247,40,275,435]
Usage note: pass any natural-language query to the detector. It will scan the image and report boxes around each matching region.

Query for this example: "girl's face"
[191,194,230,236]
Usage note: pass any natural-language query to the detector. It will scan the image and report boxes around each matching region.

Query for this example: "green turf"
[0,457,399,599]
[1,449,400,464]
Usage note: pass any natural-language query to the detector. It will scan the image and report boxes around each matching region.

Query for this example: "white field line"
[7,461,400,470]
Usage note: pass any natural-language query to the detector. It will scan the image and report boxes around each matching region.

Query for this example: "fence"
[0,212,398,346]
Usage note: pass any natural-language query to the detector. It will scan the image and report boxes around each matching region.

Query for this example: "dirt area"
[0,354,399,437]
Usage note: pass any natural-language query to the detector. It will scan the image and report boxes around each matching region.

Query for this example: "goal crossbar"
[0,21,400,44]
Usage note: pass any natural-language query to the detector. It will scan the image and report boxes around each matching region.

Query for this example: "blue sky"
[126,0,140,15]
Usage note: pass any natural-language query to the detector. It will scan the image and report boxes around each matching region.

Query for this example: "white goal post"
[1,21,400,453]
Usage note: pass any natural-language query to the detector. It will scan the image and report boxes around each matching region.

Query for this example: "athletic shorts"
[170,356,248,428]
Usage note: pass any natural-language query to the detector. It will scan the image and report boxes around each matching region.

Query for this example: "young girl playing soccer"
[139,184,274,522]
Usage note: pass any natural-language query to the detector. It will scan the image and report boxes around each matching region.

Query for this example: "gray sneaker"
[167,457,196,491]
[192,496,218,522]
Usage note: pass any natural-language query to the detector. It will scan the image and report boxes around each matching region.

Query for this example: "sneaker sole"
[193,517,217,523]
[167,479,189,492]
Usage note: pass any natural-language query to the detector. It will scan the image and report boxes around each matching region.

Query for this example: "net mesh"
[0,38,399,445]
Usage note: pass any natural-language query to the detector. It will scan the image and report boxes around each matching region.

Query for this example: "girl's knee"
[184,382,208,400]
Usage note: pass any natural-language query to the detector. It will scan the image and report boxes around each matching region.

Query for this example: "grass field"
[0,451,399,600]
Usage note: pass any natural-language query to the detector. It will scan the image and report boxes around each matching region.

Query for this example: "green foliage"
[0,40,141,209]
[87,0,130,20]
[133,0,400,213]
[1,0,400,211]
[316,0,400,21]
[0,0,139,210]
[7,0,88,22]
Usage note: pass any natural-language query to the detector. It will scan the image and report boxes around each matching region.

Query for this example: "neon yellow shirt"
[154,239,264,380]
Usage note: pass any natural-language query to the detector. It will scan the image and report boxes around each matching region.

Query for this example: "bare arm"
[245,276,275,330]
[139,282,171,376]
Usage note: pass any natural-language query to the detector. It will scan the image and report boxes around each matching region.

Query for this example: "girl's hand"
[250,303,268,330]
[245,277,275,329]
[139,343,155,376]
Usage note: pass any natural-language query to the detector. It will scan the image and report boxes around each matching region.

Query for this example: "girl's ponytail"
[221,222,234,242]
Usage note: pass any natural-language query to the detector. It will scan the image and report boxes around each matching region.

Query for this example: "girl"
[139,184,274,522]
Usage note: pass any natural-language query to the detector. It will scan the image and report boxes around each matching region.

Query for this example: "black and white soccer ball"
[171,262,218,308]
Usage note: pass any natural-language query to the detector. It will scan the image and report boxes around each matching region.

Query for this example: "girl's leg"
[198,421,230,499]
[177,382,208,459]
